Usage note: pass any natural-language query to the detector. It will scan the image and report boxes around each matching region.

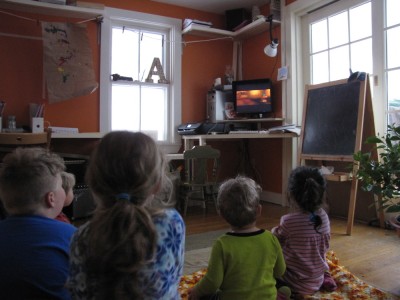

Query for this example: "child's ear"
[44,191,56,208]
[257,204,262,216]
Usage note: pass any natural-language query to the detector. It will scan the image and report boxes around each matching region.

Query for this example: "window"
[308,1,372,84]
[386,0,400,126]
[284,0,400,147]
[100,8,182,153]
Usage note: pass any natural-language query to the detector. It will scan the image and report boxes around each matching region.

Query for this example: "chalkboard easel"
[298,76,377,235]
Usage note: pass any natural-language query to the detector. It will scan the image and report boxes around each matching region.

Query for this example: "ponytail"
[288,166,326,233]
[83,201,157,299]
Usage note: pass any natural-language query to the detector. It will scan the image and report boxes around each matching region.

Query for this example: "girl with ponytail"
[272,166,337,297]
[68,131,185,299]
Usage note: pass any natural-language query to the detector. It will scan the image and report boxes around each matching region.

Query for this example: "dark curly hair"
[288,166,327,232]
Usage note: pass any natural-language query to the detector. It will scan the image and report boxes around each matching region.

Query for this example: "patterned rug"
[179,250,398,300]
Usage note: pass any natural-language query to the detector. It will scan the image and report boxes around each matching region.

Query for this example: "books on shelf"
[268,124,301,136]
[183,19,212,29]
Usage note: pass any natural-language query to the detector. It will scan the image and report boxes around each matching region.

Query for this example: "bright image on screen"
[236,88,272,114]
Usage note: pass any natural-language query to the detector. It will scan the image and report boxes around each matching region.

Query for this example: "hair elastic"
[309,212,317,223]
[115,193,131,201]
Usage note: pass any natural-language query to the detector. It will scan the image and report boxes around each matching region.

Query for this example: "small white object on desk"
[268,124,301,136]
[49,126,79,134]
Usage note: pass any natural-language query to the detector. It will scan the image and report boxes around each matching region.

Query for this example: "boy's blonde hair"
[61,172,76,194]
[0,147,65,214]
[217,175,262,228]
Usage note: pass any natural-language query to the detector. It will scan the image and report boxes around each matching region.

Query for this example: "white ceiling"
[151,0,270,15]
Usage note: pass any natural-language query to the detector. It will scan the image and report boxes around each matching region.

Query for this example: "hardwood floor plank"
[183,202,400,297]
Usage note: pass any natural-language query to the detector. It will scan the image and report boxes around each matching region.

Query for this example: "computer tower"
[206,90,233,123]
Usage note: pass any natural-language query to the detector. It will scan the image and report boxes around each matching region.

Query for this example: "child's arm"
[190,240,224,297]
[272,235,286,279]
[271,215,289,243]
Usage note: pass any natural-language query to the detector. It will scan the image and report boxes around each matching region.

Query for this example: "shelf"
[182,17,280,41]
[0,0,103,19]
[52,132,104,138]
[325,172,352,182]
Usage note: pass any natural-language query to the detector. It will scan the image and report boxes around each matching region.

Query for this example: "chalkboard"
[300,79,364,160]
[299,76,374,235]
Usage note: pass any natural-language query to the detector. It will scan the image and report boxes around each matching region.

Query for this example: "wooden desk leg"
[184,139,192,151]
[346,177,359,235]
[199,137,206,146]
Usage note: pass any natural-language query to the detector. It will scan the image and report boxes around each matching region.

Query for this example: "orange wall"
[0,12,101,131]
[0,0,283,194]
[0,0,231,130]
[0,0,280,130]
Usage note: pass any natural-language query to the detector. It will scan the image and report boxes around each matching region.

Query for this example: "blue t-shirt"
[0,215,76,300]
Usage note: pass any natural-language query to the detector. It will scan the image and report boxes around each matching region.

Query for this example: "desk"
[51,132,183,161]
[182,132,299,206]
[182,132,298,150]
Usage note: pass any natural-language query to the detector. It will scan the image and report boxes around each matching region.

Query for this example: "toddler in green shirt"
[188,175,289,300]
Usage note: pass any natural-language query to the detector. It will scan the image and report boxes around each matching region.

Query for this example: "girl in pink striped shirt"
[272,166,337,297]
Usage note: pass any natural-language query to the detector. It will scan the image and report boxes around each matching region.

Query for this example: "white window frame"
[100,7,182,154]
[282,0,386,168]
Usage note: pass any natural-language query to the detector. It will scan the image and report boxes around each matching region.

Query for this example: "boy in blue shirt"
[0,147,76,300]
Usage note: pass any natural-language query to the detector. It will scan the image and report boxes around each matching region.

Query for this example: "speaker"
[63,185,96,220]
[225,8,250,31]
[72,185,96,220]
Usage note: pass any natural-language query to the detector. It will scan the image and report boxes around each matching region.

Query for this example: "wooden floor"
[183,202,400,298]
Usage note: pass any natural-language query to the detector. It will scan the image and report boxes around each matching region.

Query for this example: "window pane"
[386,0,400,27]
[111,84,140,131]
[387,26,400,69]
[312,52,329,84]
[140,32,164,82]
[330,45,349,81]
[349,2,371,41]
[329,11,349,47]
[112,27,139,80]
[141,86,167,141]
[387,70,400,126]
[351,39,372,74]
[311,19,328,53]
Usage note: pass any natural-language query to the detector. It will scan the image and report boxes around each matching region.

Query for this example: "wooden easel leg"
[377,196,385,228]
[346,178,359,235]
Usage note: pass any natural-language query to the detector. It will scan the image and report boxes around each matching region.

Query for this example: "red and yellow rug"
[179,251,396,300]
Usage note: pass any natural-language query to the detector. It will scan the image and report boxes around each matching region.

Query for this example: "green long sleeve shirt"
[194,229,286,300]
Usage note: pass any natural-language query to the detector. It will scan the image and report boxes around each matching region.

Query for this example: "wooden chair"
[180,145,221,216]
[0,130,52,160]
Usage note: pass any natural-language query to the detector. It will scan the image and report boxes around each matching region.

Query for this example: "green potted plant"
[353,124,400,233]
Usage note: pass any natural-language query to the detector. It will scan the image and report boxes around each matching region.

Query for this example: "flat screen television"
[233,78,273,117]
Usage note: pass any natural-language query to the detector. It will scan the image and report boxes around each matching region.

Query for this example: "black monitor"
[232,78,273,118]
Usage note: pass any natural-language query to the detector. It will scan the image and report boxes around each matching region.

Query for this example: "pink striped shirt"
[272,208,330,295]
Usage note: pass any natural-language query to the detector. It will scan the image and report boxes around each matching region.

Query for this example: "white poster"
[41,22,98,103]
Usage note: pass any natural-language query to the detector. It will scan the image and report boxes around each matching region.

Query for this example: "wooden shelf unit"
[182,17,280,40]
[0,0,103,19]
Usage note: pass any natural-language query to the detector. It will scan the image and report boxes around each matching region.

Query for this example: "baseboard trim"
[260,191,284,206]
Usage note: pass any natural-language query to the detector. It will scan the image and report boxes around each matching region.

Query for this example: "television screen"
[233,78,273,117]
